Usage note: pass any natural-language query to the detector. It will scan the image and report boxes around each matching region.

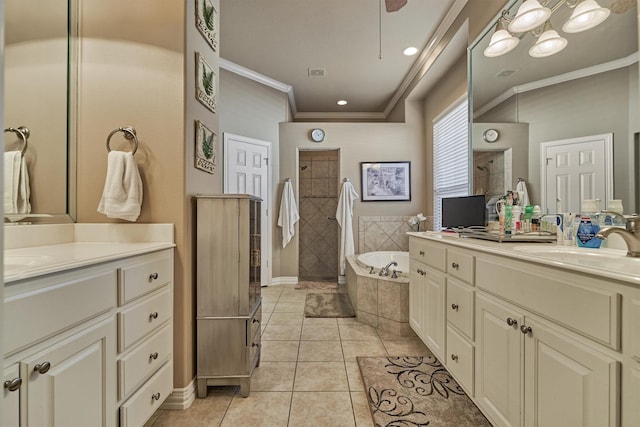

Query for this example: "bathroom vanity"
[2,224,175,427]
[408,231,640,427]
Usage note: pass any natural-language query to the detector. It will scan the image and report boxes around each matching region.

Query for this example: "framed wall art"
[195,120,217,174]
[195,0,218,51]
[195,52,216,113]
[360,161,411,202]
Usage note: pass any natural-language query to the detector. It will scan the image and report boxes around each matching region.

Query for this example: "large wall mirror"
[469,0,638,215]
[3,0,77,223]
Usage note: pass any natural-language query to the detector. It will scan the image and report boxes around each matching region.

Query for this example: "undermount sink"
[511,245,640,274]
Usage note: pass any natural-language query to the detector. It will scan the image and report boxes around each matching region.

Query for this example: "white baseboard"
[270,276,298,286]
[161,378,196,410]
[338,275,346,285]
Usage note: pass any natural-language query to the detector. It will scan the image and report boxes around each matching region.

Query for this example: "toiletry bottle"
[498,204,506,237]
[511,205,521,234]
[504,205,513,235]
[576,199,602,248]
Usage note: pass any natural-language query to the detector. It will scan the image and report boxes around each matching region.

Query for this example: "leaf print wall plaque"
[195,120,216,174]
[195,52,217,113]
[196,0,218,51]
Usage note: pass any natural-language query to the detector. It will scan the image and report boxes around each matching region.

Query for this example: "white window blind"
[433,98,469,230]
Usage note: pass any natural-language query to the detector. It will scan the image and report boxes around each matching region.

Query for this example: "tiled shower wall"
[473,150,507,198]
[358,216,434,253]
[298,150,339,281]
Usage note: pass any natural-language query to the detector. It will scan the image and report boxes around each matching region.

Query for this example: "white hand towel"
[97,151,143,221]
[336,180,359,276]
[515,179,530,207]
[277,181,299,248]
[4,151,31,215]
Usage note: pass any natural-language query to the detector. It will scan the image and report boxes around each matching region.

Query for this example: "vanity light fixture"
[337,99,348,106]
[484,0,610,59]
[403,46,418,56]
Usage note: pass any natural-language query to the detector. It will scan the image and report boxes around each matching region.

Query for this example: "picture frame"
[194,120,217,174]
[195,52,217,113]
[195,0,218,51]
[360,161,411,202]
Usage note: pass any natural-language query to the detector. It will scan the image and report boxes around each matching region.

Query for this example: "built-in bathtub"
[346,252,413,337]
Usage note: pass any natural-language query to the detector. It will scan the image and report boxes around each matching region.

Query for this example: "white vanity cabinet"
[3,364,21,427]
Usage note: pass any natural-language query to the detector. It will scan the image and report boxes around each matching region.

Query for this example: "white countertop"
[4,223,175,283]
[408,231,640,286]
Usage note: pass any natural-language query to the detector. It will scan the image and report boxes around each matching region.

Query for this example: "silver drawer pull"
[450,354,458,362]
[149,311,159,320]
[451,303,459,311]
[149,272,159,281]
[149,352,159,360]
[520,325,532,335]
[451,262,459,270]
[419,250,425,256]
[506,317,518,327]
[152,392,161,401]
[4,378,22,392]
[33,361,51,374]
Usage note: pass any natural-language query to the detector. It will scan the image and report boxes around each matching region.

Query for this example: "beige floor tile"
[339,323,381,340]
[298,340,344,361]
[260,340,300,362]
[337,317,361,324]
[294,361,349,391]
[341,340,388,362]
[220,391,292,427]
[382,339,433,356]
[262,302,276,314]
[273,301,306,313]
[303,317,339,326]
[289,391,355,427]
[376,328,419,341]
[301,323,340,340]
[250,361,296,391]
[351,392,375,427]
[345,361,365,391]
[278,293,308,302]
[262,324,302,340]
[146,387,235,427]
[268,312,304,325]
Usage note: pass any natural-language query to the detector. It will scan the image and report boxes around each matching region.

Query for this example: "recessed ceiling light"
[403,47,418,56]
[337,100,348,106]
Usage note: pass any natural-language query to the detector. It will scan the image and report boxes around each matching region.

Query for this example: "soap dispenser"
[576,199,602,248]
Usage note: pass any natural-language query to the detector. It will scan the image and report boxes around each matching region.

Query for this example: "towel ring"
[4,126,30,156]
[106,126,138,155]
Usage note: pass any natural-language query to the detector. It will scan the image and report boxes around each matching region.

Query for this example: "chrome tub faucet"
[379,261,398,276]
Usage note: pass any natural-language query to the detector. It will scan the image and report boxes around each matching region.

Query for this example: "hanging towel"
[97,151,143,221]
[515,179,530,207]
[4,151,31,215]
[277,180,299,248]
[336,180,359,276]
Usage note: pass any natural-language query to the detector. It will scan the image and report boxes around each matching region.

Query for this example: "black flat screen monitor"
[442,195,486,229]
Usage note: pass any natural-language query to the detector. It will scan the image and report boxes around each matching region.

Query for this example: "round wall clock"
[483,128,499,143]
[310,128,325,143]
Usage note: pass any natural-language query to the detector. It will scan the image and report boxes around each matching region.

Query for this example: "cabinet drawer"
[119,252,173,305]
[477,257,620,349]
[4,269,116,354]
[447,249,474,285]
[409,238,445,271]
[447,279,474,340]
[118,286,172,352]
[120,361,173,427]
[118,323,172,400]
[446,325,474,397]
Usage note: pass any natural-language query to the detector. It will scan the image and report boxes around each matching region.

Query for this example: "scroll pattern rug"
[357,356,491,427]
[304,292,355,318]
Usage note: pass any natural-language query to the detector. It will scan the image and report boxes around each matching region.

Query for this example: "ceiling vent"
[496,69,519,78]
[308,68,326,77]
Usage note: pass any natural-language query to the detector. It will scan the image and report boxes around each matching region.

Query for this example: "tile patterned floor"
[145,284,432,427]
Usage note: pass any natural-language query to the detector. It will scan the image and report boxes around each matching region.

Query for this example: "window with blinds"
[433,97,469,231]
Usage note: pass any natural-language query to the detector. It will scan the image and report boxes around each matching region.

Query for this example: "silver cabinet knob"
[451,303,459,311]
[450,354,458,361]
[149,272,159,281]
[33,361,51,374]
[252,342,260,348]
[252,318,260,324]
[152,392,161,401]
[149,311,159,320]
[520,325,532,335]
[506,318,518,327]
[451,262,459,270]
[4,378,22,392]
[419,250,425,256]
[149,352,159,360]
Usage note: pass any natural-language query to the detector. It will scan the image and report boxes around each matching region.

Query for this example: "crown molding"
[474,51,639,118]
[293,111,387,121]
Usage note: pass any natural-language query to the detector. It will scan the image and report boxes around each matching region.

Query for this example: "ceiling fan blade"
[385,0,408,13]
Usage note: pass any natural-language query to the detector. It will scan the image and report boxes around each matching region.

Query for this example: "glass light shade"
[529,28,568,57]
[508,0,552,33]
[562,0,610,33]
[484,29,520,57]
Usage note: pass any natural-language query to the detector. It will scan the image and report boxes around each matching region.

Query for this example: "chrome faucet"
[596,213,640,257]
[379,261,398,276]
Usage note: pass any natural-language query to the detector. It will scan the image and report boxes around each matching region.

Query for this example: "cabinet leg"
[239,379,251,398]
[196,379,208,398]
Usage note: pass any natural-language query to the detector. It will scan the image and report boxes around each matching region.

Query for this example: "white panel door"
[224,133,270,286]
[541,133,613,214]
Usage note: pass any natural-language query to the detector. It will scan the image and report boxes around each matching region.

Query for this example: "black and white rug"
[357,356,491,426]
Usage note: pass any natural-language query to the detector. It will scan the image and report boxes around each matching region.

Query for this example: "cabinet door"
[523,317,619,427]
[423,266,446,361]
[409,261,426,340]
[25,318,115,427]
[475,293,524,427]
[3,364,21,427]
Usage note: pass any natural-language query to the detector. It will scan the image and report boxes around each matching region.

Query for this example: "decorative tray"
[460,230,557,243]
